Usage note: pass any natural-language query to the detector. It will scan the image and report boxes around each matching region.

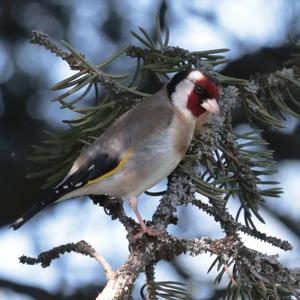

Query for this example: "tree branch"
[19,29,300,299]
[20,240,114,280]
[30,31,134,98]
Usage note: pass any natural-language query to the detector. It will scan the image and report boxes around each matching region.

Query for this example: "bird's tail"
[10,190,57,230]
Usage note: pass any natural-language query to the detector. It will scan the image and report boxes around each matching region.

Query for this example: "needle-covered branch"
[30,31,134,98]
[19,234,300,299]
[20,24,300,299]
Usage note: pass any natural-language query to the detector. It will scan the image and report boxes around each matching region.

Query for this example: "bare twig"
[20,240,114,280]
[145,264,156,300]
[91,252,114,281]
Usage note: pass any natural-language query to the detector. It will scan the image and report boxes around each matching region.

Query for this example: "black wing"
[12,87,173,230]
[11,152,119,230]
[53,152,120,197]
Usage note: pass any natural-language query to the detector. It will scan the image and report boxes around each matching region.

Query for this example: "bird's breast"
[172,108,196,155]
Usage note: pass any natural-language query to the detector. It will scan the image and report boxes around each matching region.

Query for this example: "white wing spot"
[88,164,95,171]
[63,185,69,189]
[55,190,59,194]
[75,182,83,188]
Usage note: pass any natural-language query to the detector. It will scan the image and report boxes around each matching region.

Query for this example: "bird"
[12,69,220,237]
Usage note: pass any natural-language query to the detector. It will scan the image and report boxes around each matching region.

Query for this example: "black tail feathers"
[10,190,57,230]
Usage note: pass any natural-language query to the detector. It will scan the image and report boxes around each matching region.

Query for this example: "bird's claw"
[133,225,165,240]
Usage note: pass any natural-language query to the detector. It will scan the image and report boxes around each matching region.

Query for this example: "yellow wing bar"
[86,150,134,186]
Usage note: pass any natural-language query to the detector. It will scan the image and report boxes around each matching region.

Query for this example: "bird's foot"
[133,225,165,240]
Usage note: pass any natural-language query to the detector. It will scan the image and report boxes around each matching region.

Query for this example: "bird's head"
[167,69,220,118]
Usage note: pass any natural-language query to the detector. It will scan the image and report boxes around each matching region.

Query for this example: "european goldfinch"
[12,69,220,236]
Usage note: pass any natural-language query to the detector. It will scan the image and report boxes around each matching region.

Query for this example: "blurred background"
[0,0,300,299]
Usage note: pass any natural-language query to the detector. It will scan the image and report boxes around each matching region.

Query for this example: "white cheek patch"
[171,79,194,115]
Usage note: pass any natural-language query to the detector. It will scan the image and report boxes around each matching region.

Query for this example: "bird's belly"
[125,153,181,198]
[88,150,181,199]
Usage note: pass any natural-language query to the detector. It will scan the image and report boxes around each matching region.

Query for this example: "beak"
[200,98,220,114]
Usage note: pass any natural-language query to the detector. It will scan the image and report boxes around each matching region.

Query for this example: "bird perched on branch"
[12,69,220,237]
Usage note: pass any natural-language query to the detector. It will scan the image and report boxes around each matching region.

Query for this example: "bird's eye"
[195,85,205,97]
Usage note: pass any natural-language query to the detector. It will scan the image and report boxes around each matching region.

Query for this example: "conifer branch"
[20,23,300,299]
